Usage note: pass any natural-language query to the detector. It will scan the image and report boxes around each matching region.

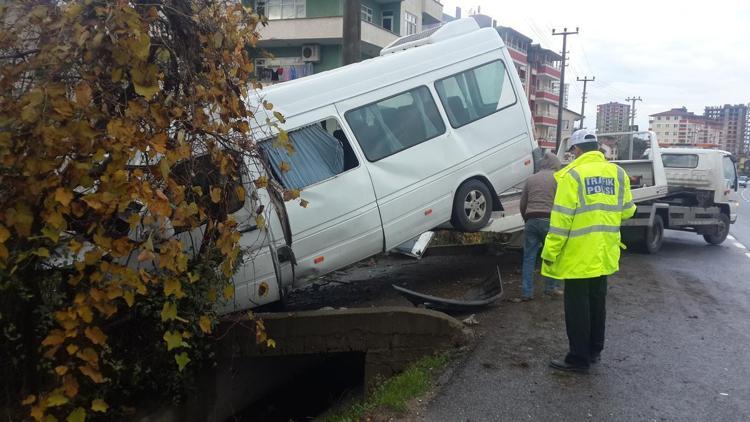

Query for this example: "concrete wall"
[141,307,469,422]
[315,44,342,72]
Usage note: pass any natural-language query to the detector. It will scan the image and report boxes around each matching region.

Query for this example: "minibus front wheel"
[452,179,493,231]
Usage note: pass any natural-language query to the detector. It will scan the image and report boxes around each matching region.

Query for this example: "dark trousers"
[564,276,608,367]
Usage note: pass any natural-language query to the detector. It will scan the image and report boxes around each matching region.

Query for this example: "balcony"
[534,113,558,126]
[508,48,528,64]
[535,89,559,104]
[537,64,561,79]
[256,16,400,55]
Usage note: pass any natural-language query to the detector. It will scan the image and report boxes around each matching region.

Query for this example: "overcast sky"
[440,0,750,130]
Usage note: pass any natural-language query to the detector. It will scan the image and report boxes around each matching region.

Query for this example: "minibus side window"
[435,60,517,128]
[260,118,359,190]
[345,86,446,162]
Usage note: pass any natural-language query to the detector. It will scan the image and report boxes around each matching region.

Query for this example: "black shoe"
[549,359,589,373]
[590,353,601,364]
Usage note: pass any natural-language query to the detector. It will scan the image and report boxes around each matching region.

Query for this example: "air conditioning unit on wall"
[301,44,320,62]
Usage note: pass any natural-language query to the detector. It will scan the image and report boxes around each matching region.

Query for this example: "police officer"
[541,129,636,373]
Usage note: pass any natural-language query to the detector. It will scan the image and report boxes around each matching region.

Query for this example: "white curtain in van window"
[261,124,344,190]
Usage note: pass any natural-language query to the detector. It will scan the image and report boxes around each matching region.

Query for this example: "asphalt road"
[425,221,750,421]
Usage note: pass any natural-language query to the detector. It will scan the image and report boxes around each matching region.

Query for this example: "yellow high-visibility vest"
[541,151,636,279]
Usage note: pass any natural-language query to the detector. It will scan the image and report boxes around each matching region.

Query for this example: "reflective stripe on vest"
[548,224,621,238]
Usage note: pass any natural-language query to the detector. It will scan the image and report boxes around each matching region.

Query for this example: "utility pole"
[552,27,579,152]
[577,76,595,129]
[342,0,361,65]
[626,96,643,131]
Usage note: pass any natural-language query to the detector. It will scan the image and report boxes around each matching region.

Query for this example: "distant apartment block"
[251,0,443,84]
[705,104,748,156]
[649,107,723,148]
[596,102,631,133]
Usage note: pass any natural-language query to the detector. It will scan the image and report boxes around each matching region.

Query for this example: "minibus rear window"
[435,60,517,128]
[345,86,446,162]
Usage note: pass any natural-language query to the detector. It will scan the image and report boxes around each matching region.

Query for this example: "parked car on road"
[739,175,748,187]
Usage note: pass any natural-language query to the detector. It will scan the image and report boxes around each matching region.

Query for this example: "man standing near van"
[542,129,636,373]
[518,152,562,301]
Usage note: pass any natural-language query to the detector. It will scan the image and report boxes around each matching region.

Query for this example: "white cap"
[569,129,598,150]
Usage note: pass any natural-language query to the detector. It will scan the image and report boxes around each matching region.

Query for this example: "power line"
[552,27,579,151]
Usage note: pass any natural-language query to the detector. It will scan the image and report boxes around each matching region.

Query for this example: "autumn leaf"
[235,186,246,202]
[163,330,183,351]
[21,395,36,405]
[91,399,108,413]
[137,249,155,262]
[54,188,74,207]
[266,339,277,349]
[74,83,92,107]
[84,326,107,345]
[300,199,309,208]
[123,290,135,307]
[63,374,79,398]
[67,407,86,422]
[47,393,69,407]
[131,64,161,100]
[210,187,222,204]
[79,365,105,384]
[55,365,69,376]
[163,278,183,297]
[32,248,50,258]
[263,101,273,110]
[0,225,9,243]
[255,214,266,230]
[223,283,235,300]
[273,111,286,123]
[41,226,61,242]
[76,348,99,365]
[254,176,268,188]
[198,315,212,334]
[279,161,291,173]
[42,330,66,347]
[160,302,177,322]
[175,352,191,372]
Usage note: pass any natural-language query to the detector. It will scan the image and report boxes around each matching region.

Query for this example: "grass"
[319,353,451,422]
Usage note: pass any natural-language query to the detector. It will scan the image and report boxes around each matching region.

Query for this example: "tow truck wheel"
[703,213,730,245]
[451,179,493,232]
[643,214,664,254]
[622,214,664,254]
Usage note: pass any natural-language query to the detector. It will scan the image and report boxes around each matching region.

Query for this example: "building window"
[405,11,418,35]
[262,0,305,20]
[435,60,518,128]
[345,87,446,162]
[361,5,373,23]
[382,10,393,31]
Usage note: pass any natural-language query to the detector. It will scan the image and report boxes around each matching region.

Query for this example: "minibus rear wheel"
[452,179,493,231]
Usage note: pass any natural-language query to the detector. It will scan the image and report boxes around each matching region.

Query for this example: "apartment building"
[495,26,563,149]
[704,104,748,156]
[596,102,631,133]
[251,0,443,84]
[649,107,723,148]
